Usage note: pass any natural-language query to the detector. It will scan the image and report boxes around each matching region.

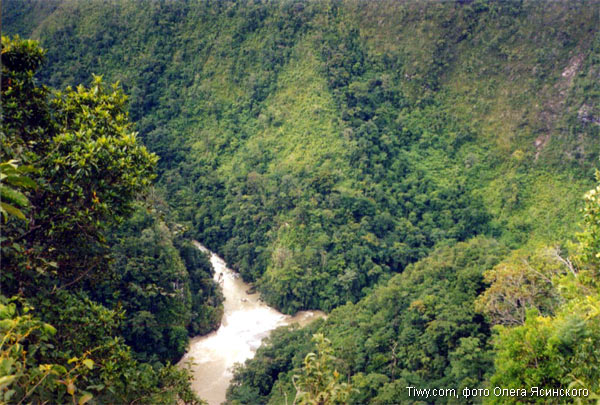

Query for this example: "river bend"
[178,242,324,405]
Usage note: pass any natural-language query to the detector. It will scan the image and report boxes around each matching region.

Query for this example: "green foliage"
[0,160,36,222]
[3,2,600,403]
[5,0,598,315]
[177,239,224,337]
[0,36,204,404]
[487,177,600,404]
[228,237,507,404]
[0,296,89,405]
[101,202,192,363]
[227,323,323,405]
[1,35,157,294]
[292,334,356,405]
[475,245,570,326]
[2,0,501,315]
[49,74,157,225]
[489,305,600,404]
[577,172,600,272]
[0,293,204,405]
[96,200,223,363]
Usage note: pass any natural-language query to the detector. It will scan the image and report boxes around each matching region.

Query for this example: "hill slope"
[4,1,600,403]
[4,1,599,312]
[5,0,598,315]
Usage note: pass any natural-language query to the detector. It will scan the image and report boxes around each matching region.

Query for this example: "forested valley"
[2,0,600,403]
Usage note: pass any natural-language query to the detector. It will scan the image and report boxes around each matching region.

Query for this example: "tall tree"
[1,35,157,295]
[0,36,202,404]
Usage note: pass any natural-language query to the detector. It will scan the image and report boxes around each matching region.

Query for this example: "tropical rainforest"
[2,0,600,404]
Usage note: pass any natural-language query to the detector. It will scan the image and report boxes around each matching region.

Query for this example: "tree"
[102,202,193,363]
[487,176,600,403]
[475,245,568,326]
[0,36,202,404]
[292,334,356,405]
[576,172,600,276]
[1,35,157,294]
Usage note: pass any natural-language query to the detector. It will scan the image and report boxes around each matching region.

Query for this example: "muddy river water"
[178,242,325,405]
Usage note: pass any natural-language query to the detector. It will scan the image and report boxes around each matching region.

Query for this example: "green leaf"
[67,381,75,396]
[0,186,29,207]
[78,393,93,405]
[0,160,19,172]
[82,359,94,370]
[53,365,67,374]
[3,175,36,189]
[4,389,15,401]
[42,323,57,336]
[0,202,26,220]
[0,375,17,390]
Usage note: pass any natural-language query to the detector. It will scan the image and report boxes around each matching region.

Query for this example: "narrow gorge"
[180,243,324,405]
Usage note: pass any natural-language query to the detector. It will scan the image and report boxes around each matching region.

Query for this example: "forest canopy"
[2,0,600,403]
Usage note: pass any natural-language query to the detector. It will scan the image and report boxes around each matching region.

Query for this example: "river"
[178,242,325,405]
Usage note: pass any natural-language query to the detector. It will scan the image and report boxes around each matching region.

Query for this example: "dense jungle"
[1,0,599,403]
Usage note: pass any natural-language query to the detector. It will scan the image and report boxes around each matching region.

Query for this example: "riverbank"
[178,243,325,404]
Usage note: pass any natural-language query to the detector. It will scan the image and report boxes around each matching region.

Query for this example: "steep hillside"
[4,1,600,403]
[4,0,598,312]
[228,237,509,404]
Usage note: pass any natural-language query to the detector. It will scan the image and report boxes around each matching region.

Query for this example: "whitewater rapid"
[178,242,324,405]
